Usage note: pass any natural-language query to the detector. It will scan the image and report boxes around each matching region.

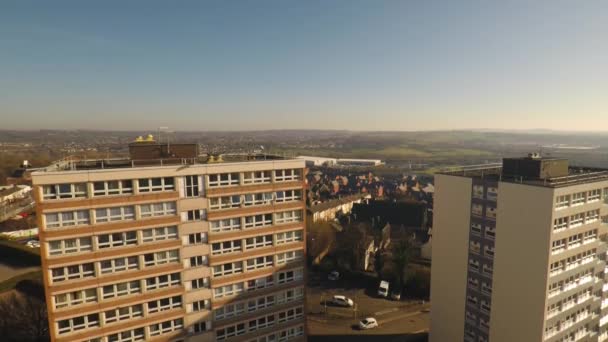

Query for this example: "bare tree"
[0,292,49,341]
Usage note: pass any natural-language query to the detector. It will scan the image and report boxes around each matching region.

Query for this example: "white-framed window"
[188,232,208,245]
[184,209,206,221]
[147,296,182,314]
[483,245,494,258]
[217,322,246,341]
[100,256,139,274]
[191,277,210,290]
[570,213,584,227]
[276,287,304,304]
[102,280,141,299]
[555,194,570,209]
[149,318,183,337]
[471,223,482,235]
[210,218,241,233]
[275,189,302,203]
[468,259,480,272]
[245,213,273,229]
[480,300,491,313]
[245,275,273,292]
[486,206,497,219]
[482,263,493,276]
[247,313,276,332]
[191,299,210,312]
[142,226,178,242]
[243,192,274,207]
[139,202,176,218]
[144,249,179,267]
[277,268,303,284]
[215,302,246,320]
[53,288,97,309]
[43,183,87,200]
[471,204,483,216]
[213,261,243,277]
[486,187,498,201]
[586,210,600,223]
[552,239,566,254]
[184,175,200,197]
[138,177,174,192]
[481,282,492,295]
[213,282,244,298]
[97,231,137,249]
[469,241,481,254]
[554,217,568,232]
[209,195,241,210]
[104,304,143,325]
[107,328,145,342]
[246,255,273,271]
[189,255,209,268]
[274,169,300,182]
[51,263,95,282]
[572,192,586,206]
[48,237,92,256]
[277,306,303,323]
[95,206,135,223]
[467,277,478,289]
[276,230,303,244]
[583,229,597,243]
[274,210,302,224]
[208,173,239,187]
[485,226,496,240]
[145,272,181,291]
[45,210,90,229]
[277,325,304,341]
[276,250,304,265]
[472,185,484,199]
[192,321,212,334]
[57,313,99,335]
[243,171,272,184]
[245,235,273,250]
[93,180,133,196]
[466,295,478,307]
[212,240,242,255]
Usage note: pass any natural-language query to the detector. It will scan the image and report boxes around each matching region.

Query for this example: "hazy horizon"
[1,0,607,131]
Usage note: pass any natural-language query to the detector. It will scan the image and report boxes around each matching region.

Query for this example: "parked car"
[328,271,340,281]
[25,240,40,248]
[390,291,401,301]
[331,295,354,307]
[359,317,378,330]
[378,280,389,297]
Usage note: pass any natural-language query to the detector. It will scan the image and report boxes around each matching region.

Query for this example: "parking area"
[307,270,429,339]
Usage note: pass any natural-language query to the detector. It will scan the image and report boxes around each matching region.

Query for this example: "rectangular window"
[95,206,135,223]
[275,230,303,244]
[93,180,133,196]
[485,226,495,240]
[97,231,137,249]
[45,210,90,229]
[572,192,586,206]
[276,250,303,265]
[210,218,241,233]
[570,213,584,227]
[43,183,87,200]
[274,210,302,224]
[100,256,139,274]
[472,185,484,199]
[215,302,246,320]
[469,241,480,254]
[277,306,303,323]
[57,314,99,334]
[209,195,241,210]
[588,189,601,202]
[191,277,210,290]
[104,304,143,325]
[243,192,274,207]
[243,171,272,184]
[192,321,212,334]
[277,268,303,284]
[184,175,200,197]
[188,232,208,245]
[149,318,183,337]
[143,250,179,267]
[142,226,178,242]
[53,288,97,309]
[244,213,273,229]
[213,261,243,277]
[276,287,304,305]
[247,275,274,291]
[471,204,483,216]
[275,189,302,203]
[51,263,95,282]
[471,223,482,235]
[245,235,273,249]
[185,209,205,221]
[274,169,300,182]
[556,194,570,209]
[107,328,145,342]
[468,259,480,272]
[216,323,246,341]
[212,240,242,255]
[102,280,141,299]
[139,202,176,218]
[213,282,244,298]
[147,296,182,314]
[192,299,210,312]
[246,255,274,271]
[145,273,181,291]
[208,173,239,187]
[138,177,174,192]
[48,237,92,255]
[554,217,568,232]
[189,255,208,268]
[586,210,600,223]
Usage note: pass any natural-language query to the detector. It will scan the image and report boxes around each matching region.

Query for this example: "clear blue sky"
[1,0,607,131]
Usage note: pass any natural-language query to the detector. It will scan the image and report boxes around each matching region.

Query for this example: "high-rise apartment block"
[431,154,608,342]
[32,143,306,342]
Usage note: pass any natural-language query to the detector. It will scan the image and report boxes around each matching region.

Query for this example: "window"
[248,313,275,332]
[480,300,491,313]
[246,255,274,271]
[484,245,494,258]
[192,321,212,334]
[147,296,182,314]
[100,256,138,274]
[184,175,200,197]
[210,218,241,233]
[192,299,210,312]
[184,209,205,221]
[104,304,143,324]
[145,273,181,291]
[274,169,299,182]
[43,183,87,200]
[51,263,95,282]
[93,180,133,196]
[244,213,273,229]
[277,268,303,284]
[472,185,484,199]
[214,282,244,298]
[469,241,480,254]
[191,277,210,290]
[471,223,482,235]
[275,190,302,203]
[97,231,137,249]
[245,235,273,249]
[144,250,179,267]
[213,261,243,277]
[554,217,568,232]
[276,287,304,304]
[95,206,135,223]
[212,240,242,255]
[217,323,246,341]
[570,213,584,227]
[572,192,586,206]
[468,259,480,272]
[277,325,304,341]
[486,187,498,201]
[139,202,176,218]
[243,171,272,184]
[466,295,478,307]
[138,177,174,192]
[216,302,246,320]
[274,210,302,224]
[277,306,303,323]
[142,226,178,242]
[208,173,239,187]
[149,318,183,337]
[102,280,141,299]
[48,237,92,255]
[589,189,601,202]
[556,194,570,209]
[482,263,493,276]
[189,255,209,268]
[188,232,208,245]
[45,210,90,228]
[276,250,303,265]
[247,275,274,291]
[107,328,144,342]
[471,204,483,216]
[210,195,241,210]
[243,192,274,207]
[486,206,497,219]
[467,277,478,289]
[586,210,600,223]
[57,314,99,334]
[583,229,597,243]
[485,226,496,240]
[54,288,97,309]
[481,282,492,295]
[276,230,303,244]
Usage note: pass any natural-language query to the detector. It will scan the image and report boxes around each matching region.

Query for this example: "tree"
[391,239,413,292]
[0,292,49,341]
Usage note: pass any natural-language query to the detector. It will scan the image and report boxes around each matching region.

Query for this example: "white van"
[378,280,389,297]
